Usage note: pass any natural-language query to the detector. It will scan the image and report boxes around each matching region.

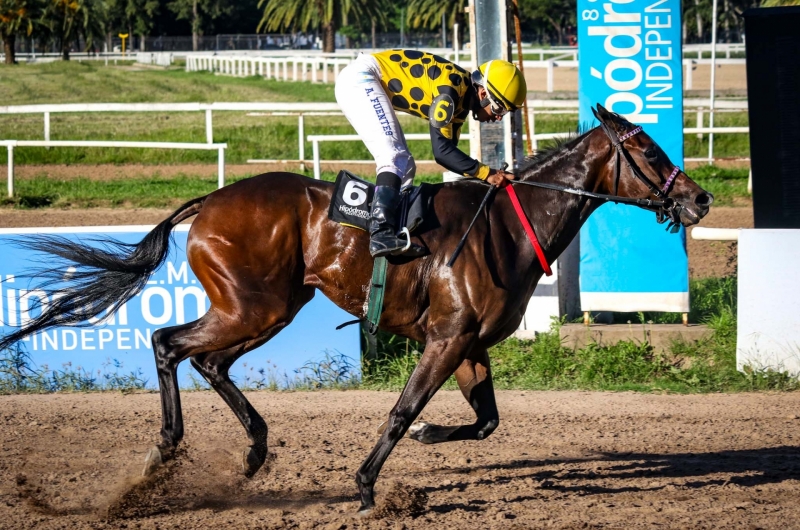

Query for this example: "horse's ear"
[595,104,627,133]
[591,106,602,122]
[595,104,612,122]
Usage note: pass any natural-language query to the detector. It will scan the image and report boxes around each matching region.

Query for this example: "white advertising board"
[737,229,800,376]
[516,260,560,337]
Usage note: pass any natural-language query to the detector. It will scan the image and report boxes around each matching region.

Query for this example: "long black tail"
[0,197,205,352]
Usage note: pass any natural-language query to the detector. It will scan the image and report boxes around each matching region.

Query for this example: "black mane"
[517,124,594,175]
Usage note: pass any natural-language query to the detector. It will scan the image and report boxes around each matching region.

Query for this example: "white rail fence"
[306,132,567,180]
[136,52,174,67]
[0,99,749,167]
[0,99,750,188]
[0,140,227,198]
[184,49,745,93]
[691,227,740,241]
[1,41,745,63]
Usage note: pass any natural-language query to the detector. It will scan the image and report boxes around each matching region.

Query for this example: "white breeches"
[334,54,416,187]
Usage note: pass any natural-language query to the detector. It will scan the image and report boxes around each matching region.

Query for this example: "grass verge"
[1,165,749,209]
[361,276,799,393]
[1,171,447,209]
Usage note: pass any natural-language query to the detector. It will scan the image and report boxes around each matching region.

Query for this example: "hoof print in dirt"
[370,482,428,519]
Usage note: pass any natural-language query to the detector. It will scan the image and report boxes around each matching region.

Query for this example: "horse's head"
[591,104,713,229]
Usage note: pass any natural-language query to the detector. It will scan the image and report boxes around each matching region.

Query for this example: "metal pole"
[205,109,213,144]
[511,0,533,156]
[466,2,480,160]
[708,0,718,165]
[217,147,225,188]
[7,145,14,198]
[400,8,405,47]
[442,13,447,48]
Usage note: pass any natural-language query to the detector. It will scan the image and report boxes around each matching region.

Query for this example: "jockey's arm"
[429,122,515,187]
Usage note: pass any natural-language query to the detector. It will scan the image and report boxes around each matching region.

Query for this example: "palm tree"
[258,0,388,53]
[406,0,466,47]
[42,0,106,60]
[0,0,39,64]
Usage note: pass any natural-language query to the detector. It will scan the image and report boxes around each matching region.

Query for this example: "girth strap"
[366,256,388,335]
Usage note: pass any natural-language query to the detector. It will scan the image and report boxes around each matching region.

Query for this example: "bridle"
[597,122,684,232]
[510,122,685,233]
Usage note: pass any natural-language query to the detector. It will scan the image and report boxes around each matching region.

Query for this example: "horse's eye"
[645,148,657,160]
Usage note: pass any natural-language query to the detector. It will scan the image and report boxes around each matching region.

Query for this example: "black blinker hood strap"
[597,121,666,200]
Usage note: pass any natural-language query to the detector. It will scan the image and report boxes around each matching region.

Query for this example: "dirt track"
[2,391,800,529]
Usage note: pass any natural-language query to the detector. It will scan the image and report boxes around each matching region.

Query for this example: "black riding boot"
[369,183,425,258]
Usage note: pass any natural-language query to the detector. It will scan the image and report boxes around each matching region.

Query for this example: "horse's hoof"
[142,446,163,477]
[241,447,264,478]
[376,421,387,435]
[356,506,374,518]
[408,421,433,443]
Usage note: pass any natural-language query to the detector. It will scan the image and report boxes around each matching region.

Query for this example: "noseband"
[597,122,684,233]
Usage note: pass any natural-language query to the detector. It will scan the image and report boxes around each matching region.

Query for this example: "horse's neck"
[516,131,603,262]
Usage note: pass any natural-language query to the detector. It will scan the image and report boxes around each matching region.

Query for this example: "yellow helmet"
[473,59,527,111]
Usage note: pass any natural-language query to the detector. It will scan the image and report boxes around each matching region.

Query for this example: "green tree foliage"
[42,0,106,60]
[258,0,388,53]
[167,0,231,50]
[106,0,159,49]
[406,0,465,47]
[518,0,575,45]
[0,0,40,64]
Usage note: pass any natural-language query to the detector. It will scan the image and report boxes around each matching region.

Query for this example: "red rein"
[503,183,553,276]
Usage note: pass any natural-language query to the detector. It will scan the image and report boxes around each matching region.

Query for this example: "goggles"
[489,99,509,117]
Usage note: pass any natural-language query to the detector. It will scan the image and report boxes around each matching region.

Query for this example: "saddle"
[327,170,433,236]
[328,170,435,335]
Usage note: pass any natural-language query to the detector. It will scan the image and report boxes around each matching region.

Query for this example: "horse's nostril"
[695,192,714,207]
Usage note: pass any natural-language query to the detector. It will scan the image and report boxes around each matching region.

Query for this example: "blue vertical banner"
[578,0,688,312]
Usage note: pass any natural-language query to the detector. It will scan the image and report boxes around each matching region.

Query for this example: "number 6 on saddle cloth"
[327,170,431,236]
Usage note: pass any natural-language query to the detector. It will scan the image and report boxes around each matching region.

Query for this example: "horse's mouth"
[680,206,703,226]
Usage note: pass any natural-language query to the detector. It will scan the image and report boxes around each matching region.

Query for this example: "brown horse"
[0,106,712,514]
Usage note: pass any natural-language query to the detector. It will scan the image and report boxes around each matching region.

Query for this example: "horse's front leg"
[355,333,476,515]
[407,347,499,444]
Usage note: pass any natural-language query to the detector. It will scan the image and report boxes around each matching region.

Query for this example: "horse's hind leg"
[142,297,306,476]
[406,347,500,444]
[189,337,282,478]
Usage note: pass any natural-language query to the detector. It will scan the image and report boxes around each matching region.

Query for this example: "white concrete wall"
[737,229,800,376]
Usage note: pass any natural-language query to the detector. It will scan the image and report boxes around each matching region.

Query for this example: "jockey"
[335,49,527,258]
